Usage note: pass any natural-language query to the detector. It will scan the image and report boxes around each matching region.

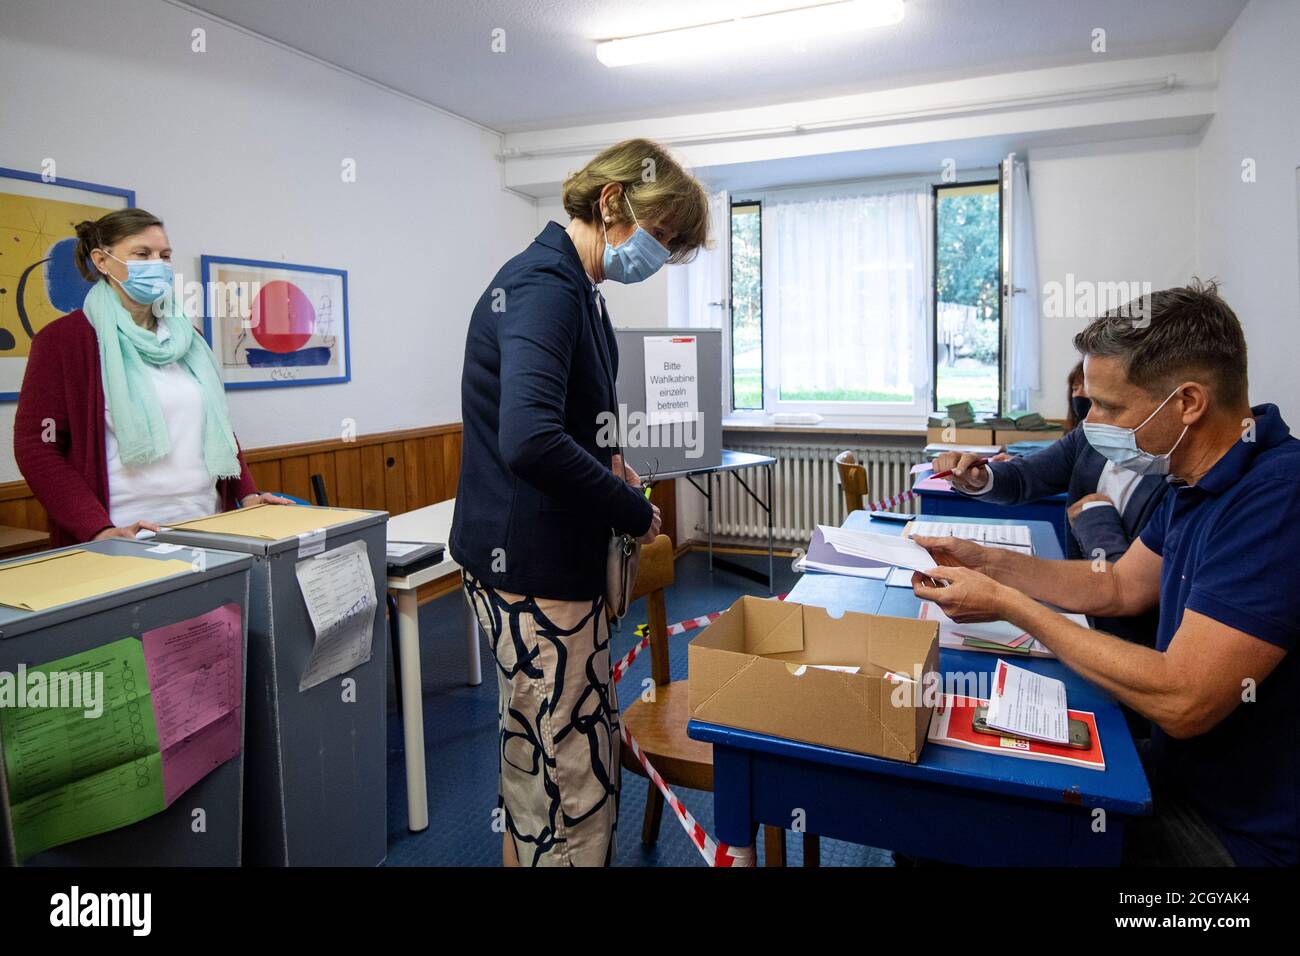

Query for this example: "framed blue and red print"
[200,255,351,390]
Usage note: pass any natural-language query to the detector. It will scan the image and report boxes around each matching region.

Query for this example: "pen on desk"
[930,457,989,481]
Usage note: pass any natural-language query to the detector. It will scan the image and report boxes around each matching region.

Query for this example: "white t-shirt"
[1086,459,1143,514]
[103,322,221,528]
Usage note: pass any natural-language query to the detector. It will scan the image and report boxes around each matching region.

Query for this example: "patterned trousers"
[463,572,621,866]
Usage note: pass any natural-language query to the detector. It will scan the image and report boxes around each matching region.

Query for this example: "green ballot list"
[0,637,165,863]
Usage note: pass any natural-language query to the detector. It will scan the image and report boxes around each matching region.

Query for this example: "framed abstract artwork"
[0,167,135,400]
[200,255,350,390]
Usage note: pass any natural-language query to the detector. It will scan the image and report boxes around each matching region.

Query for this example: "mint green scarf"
[83,279,241,479]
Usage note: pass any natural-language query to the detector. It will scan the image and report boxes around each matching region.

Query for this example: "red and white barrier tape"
[613,594,787,676]
[612,598,788,867]
[665,612,722,638]
[610,633,648,684]
[608,492,916,865]
[619,723,754,867]
[865,488,917,511]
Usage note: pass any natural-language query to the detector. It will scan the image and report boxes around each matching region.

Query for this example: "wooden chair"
[618,534,820,866]
[834,450,869,514]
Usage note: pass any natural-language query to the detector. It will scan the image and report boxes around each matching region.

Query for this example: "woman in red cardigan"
[14,208,286,546]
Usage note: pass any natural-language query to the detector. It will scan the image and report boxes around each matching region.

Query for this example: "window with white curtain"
[669,169,1029,422]
[757,181,932,418]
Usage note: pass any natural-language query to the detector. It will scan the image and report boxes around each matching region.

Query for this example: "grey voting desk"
[155,506,389,867]
[0,539,252,867]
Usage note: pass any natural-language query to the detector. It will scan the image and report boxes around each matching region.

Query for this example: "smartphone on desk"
[972,706,1092,750]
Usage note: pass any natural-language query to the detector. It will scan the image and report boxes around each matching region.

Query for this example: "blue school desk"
[687,512,1151,866]
[914,474,1071,554]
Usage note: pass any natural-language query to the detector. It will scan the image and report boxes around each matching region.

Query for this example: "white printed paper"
[817,525,937,572]
[985,659,1069,744]
[643,335,699,426]
[905,521,1033,553]
[386,542,425,558]
[295,538,377,691]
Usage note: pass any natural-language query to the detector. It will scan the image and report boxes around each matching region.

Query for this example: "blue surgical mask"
[1082,387,1189,476]
[601,195,670,284]
[102,250,174,305]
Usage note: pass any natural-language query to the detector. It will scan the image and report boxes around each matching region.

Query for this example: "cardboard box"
[689,596,940,762]
[927,425,995,445]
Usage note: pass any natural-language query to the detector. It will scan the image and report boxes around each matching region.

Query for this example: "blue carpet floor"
[382,549,894,867]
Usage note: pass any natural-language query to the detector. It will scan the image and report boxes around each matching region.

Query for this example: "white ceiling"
[180,0,1246,133]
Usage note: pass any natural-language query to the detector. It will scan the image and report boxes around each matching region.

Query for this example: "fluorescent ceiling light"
[596,0,904,68]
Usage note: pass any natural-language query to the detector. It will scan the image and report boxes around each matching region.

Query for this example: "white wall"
[535,198,671,329]
[1196,0,1300,418]
[0,0,537,482]
[1026,136,1200,418]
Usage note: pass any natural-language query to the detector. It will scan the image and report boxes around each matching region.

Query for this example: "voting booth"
[614,328,723,479]
[0,539,252,867]
[155,504,389,867]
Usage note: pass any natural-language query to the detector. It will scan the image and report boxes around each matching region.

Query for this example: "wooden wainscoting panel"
[247,459,281,497]
[334,446,362,508]
[440,431,461,500]
[359,443,386,511]
[279,455,312,503]
[0,423,463,535]
[381,441,407,514]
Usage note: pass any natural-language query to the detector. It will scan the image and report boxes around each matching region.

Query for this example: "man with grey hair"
[911,279,1299,866]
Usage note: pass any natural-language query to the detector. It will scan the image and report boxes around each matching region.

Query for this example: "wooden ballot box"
[0,539,252,866]
[155,505,389,867]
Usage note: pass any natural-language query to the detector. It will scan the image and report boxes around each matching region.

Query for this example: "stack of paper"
[985,659,1069,744]
[927,694,1105,771]
[904,521,1034,554]
[796,528,889,579]
[806,522,941,574]
[983,411,1059,431]
[917,601,1090,658]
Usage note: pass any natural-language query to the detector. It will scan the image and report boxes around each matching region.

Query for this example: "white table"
[385,499,482,832]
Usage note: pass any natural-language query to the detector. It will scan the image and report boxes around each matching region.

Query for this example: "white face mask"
[1081,386,1189,476]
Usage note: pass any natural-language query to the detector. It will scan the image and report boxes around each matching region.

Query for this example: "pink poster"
[142,603,244,806]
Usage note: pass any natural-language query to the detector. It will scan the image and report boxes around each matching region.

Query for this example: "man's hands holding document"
[909,534,1010,624]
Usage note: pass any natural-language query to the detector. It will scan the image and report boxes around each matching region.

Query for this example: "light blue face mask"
[102,250,174,305]
[601,195,670,284]
[1081,386,1189,476]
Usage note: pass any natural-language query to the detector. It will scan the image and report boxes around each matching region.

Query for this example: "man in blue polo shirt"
[911,279,1298,866]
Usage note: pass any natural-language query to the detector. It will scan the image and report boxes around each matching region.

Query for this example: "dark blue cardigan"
[971,427,1169,645]
[978,427,1168,561]
[450,222,653,600]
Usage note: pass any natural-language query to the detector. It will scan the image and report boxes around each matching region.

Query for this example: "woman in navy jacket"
[451,139,708,867]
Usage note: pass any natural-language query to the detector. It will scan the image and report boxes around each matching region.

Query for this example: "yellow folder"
[166,503,377,540]
[0,550,194,612]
